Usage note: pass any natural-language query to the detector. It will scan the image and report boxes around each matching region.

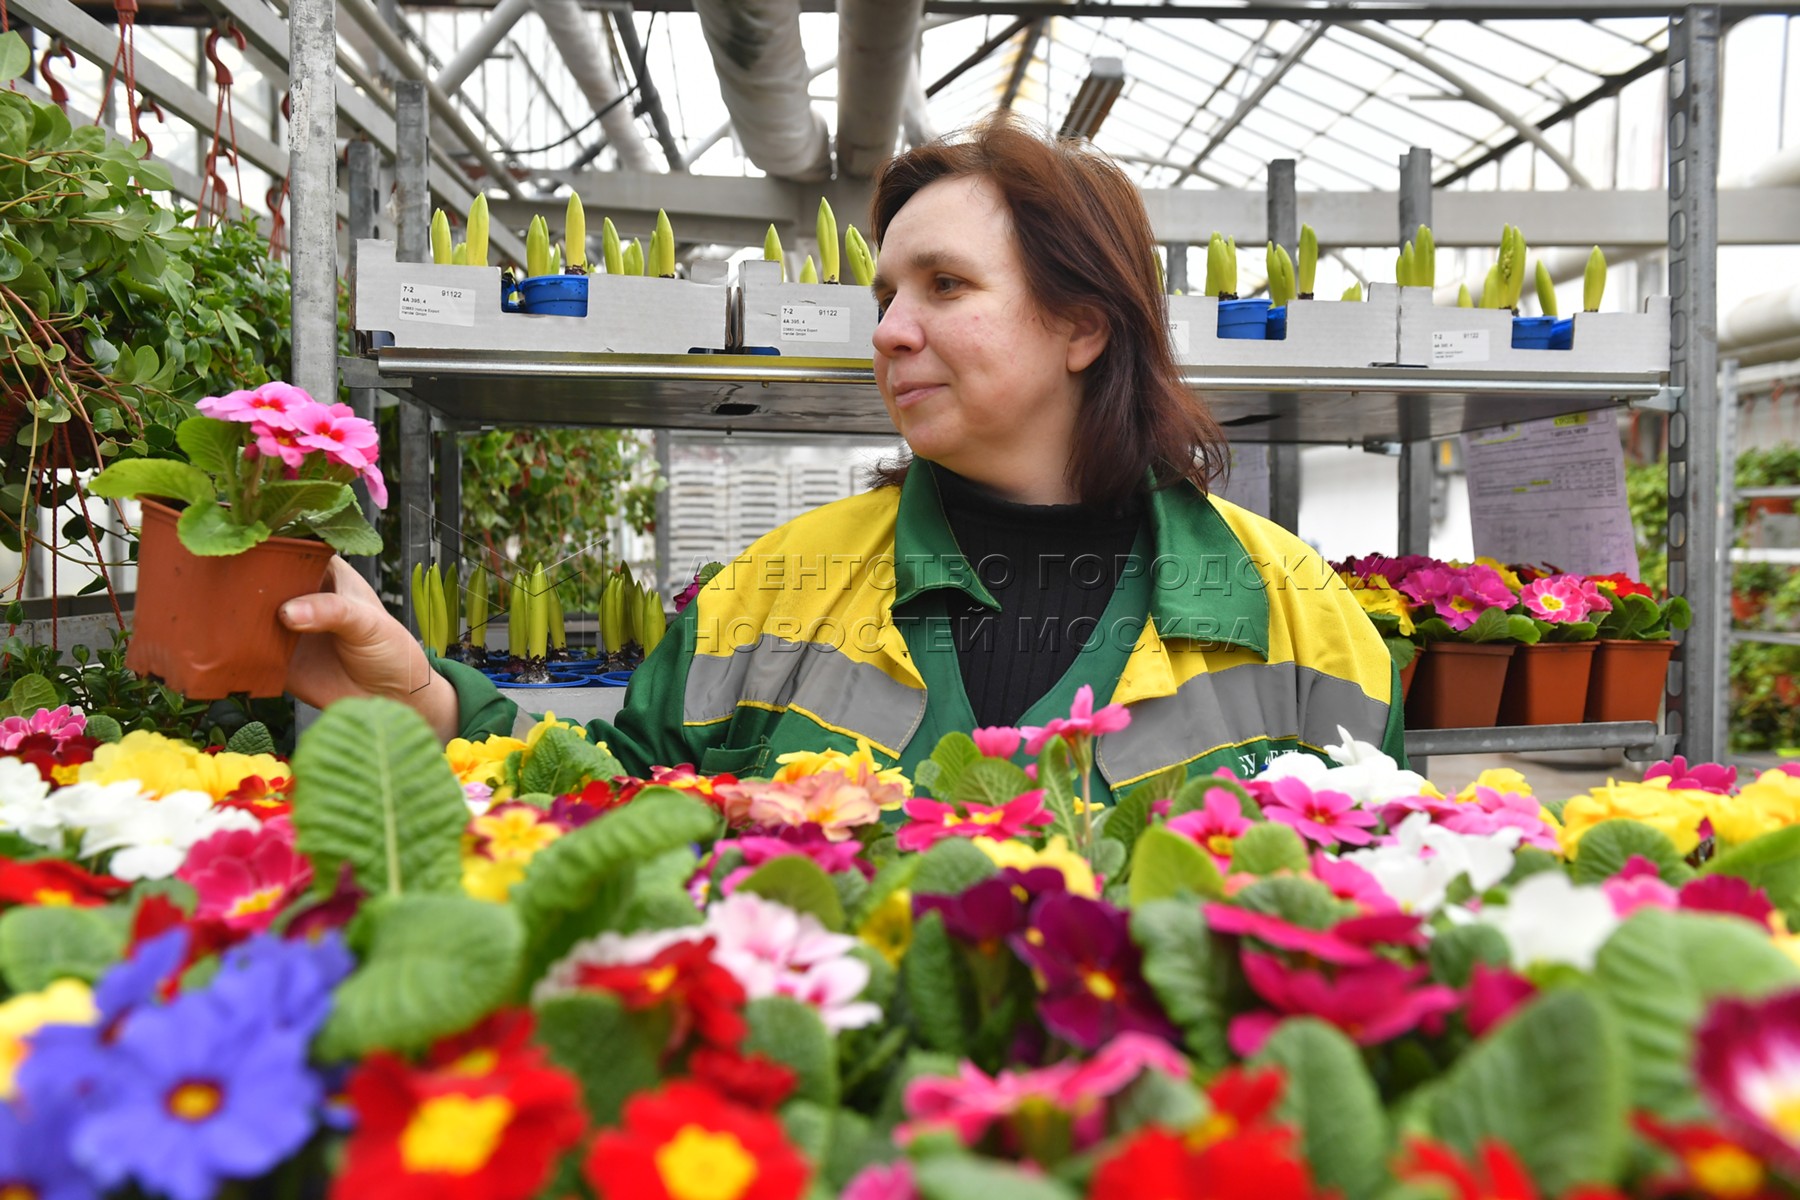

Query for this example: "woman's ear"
[1065,305,1109,374]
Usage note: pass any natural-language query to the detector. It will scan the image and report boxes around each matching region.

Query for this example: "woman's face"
[871,175,1106,505]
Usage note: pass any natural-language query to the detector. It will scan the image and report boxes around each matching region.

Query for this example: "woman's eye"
[934,276,960,294]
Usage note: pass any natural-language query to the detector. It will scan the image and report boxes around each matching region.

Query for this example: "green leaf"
[920,731,981,798]
[1131,899,1230,1067]
[88,459,214,507]
[744,995,839,1105]
[1036,737,1081,843]
[1101,779,1157,868]
[737,855,846,931]
[534,991,666,1126]
[225,721,276,757]
[175,416,242,475]
[176,504,270,556]
[1232,876,1348,928]
[1129,826,1224,905]
[0,674,61,721]
[1253,1019,1391,1200]
[511,787,717,983]
[1231,822,1310,875]
[0,906,127,992]
[1421,989,1628,1193]
[519,726,620,797]
[304,504,383,556]
[1592,908,1800,1117]
[84,714,123,743]
[914,1157,1079,1200]
[904,911,975,1056]
[1427,922,1510,988]
[0,32,28,85]
[1702,826,1800,919]
[318,894,522,1059]
[291,697,470,898]
[910,838,998,897]
[1570,820,1692,885]
[950,758,1036,807]
[257,480,354,522]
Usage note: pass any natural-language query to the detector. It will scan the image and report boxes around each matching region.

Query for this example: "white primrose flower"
[0,759,62,848]
[1484,871,1620,973]
[76,788,260,880]
[1341,813,1521,916]
[1319,726,1433,804]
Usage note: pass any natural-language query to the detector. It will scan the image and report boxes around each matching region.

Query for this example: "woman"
[280,116,1404,800]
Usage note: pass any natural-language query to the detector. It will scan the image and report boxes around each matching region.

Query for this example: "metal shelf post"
[1266,159,1301,533]
[394,81,435,636]
[1397,146,1434,556]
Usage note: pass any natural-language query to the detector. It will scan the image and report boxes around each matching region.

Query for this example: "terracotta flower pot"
[1404,641,1515,730]
[1733,591,1768,623]
[1498,641,1599,726]
[1399,648,1422,701]
[127,498,334,699]
[1583,639,1676,724]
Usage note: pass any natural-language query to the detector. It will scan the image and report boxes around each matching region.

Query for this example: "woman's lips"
[893,384,944,408]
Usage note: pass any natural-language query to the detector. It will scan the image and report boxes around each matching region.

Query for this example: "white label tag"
[780,304,850,342]
[1168,319,1191,356]
[397,282,477,327]
[1432,328,1490,364]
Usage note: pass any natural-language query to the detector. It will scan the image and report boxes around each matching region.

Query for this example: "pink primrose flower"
[1165,790,1252,869]
[1019,684,1130,755]
[176,819,313,933]
[971,726,1024,759]
[293,403,379,469]
[714,829,867,895]
[251,420,311,470]
[1228,951,1461,1056]
[1257,775,1379,847]
[841,1163,918,1200]
[0,704,85,751]
[739,770,887,842]
[1678,875,1776,925]
[1696,989,1800,1173]
[896,790,1051,852]
[1467,962,1537,1036]
[361,460,389,510]
[1645,755,1738,795]
[1336,553,1438,589]
[1206,904,1383,965]
[1311,853,1399,913]
[1521,574,1602,623]
[1602,860,1679,916]
[200,381,317,430]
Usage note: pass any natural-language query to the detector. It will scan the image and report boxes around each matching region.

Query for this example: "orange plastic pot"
[1583,639,1676,724]
[127,499,333,699]
[1399,647,1422,701]
[1497,641,1598,726]
[1404,641,1514,730]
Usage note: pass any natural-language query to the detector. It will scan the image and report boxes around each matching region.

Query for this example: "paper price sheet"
[1460,411,1640,577]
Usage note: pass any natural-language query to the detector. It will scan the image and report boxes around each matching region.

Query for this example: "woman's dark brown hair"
[866,113,1229,510]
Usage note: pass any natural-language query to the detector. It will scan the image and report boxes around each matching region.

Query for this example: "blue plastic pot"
[1511,315,1557,349]
[598,670,635,688]
[557,657,608,672]
[1266,304,1288,341]
[518,274,589,317]
[501,278,523,313]
[1549,317,1574,350]
[1217,298,1273,340]
[494,673,587,689]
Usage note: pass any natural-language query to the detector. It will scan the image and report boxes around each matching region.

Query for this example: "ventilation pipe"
[527,0,659,171]
[902,56,938,149]
[836,0,923,178]
[693,0,832,182]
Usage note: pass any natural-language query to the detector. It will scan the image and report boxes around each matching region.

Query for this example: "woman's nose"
[872,295,919,357]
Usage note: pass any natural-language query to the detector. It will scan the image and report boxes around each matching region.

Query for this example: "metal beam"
[435,0,532,97]
[395,83,436,639]
[999,18,1044,110]
[926,15,1030,97]
[1265,159,1300,534]
[611,8,685,170]
[489,172,1800,250]
[288,0,337,405]
[1396,148,1434,559]
[622,0,1800,14]
[1171,22,1326,186]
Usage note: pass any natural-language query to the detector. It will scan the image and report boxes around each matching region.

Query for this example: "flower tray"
[352,240,728,356]
[1163,286,1403,369]
[732,259,880,359]
[1395,290,1671,378]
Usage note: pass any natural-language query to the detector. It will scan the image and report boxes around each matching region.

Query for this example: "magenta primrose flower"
[1019,685,1130,755]
[1696,989,1800,1173]
[0,704,85,752]
[1467,962,1537,1037]
[971,726,1024,759]
[897,791,1052,852]
[1165,789,1253,869]
[1254,775,1379,847]
[1009,891,1177,1050]
[1677,874,1776,925]
[1645,755,1739,795]
[1601,856,1679,917]
[1520,574,1611,623]
[1311,853,1400,914]
[1229,951,1460,1056]
[1401,564,1517,632]
[1335,553,1438,589]
[196,382,388,511]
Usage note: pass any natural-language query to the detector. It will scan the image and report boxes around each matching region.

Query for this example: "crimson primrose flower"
[1229,951,1460,1057]
[1635,1113,1783,1200]
[175,821,312,935]
[1677,874,1776,925]
[1009,891,1177,1051]
[897,791,1052,853]
[333,1011,585,1200]
[913,866,1068,949]
[576,935,749,1057]
[1696,990,1800,1174]
[585,1080,811,1200]
[1394,1136,1627,1200]
[0,857,127,908]
[1088,1124,1323,1200]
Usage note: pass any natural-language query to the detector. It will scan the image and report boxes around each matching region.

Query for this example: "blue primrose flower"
[205,931,353,1040]
[0,1091,100,1200]
[67,988,323,1200]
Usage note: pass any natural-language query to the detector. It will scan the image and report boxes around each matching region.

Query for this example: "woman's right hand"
[280,558,460,740]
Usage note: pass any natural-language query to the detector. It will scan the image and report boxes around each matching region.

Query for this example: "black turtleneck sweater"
[930,465,1144,729]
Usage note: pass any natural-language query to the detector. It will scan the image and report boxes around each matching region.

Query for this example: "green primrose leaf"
[1129,825,1224,905]
[1252,1019,1391,1200]
[303,505,383,556]
[174,416,242,475]
[176,504,269,556]
[87,459,214,507]
[1132,899,1230,1067]
[744,995,839,1106]
[0,906,127,992]
[737,855,846,932]
[1230,821,1310,875]
[1570,820,1692,886]
[534,991,668,1126]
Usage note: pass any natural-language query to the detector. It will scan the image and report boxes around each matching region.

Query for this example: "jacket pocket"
[700,741,770,778]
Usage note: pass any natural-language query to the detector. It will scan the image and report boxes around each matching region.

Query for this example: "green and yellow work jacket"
[443,467,1406,801]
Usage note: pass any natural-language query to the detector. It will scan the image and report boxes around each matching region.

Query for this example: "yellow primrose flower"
[1709,769,1800,846]
[79,731,286,801]
[444,736,526,786]
[1475,557,1525,592]
[469,806,562,862]
[461,854,527,903]
[859,887,913,967]
[1337,572,1416,637]
[1559,778,1713,857]
[973,835,1098,899]
[1456,768,1533,802]
[523,713,588,751]
[773,741,912,800]
[0,979,97,1098]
